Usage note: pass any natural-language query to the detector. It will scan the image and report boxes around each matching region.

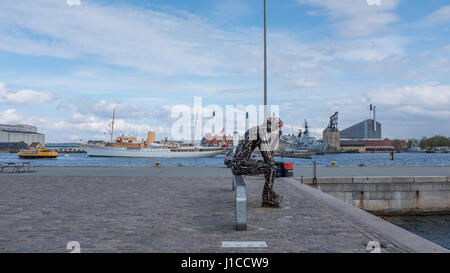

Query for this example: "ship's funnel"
[147,131,155,146]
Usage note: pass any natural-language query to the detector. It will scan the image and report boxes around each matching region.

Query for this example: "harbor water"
[386,215,450,250]
[0,152,449,167]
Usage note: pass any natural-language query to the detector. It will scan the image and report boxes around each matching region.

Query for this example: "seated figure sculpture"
[231,117,284,208]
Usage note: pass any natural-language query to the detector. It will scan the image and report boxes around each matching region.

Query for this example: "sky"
[0,0,449,142]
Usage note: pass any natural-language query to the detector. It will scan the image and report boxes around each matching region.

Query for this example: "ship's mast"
[110,108,115,142]
[193,108,199,146]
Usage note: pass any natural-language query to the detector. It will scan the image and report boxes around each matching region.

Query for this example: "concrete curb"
[295,176,449,184]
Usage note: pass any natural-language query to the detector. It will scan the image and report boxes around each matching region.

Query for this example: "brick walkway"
[0,175,440,253]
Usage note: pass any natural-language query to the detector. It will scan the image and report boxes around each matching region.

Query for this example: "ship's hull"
[18,155,58,159]
[85,145,222,158]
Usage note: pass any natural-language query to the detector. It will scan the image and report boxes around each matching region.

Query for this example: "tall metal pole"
[264,0,268,121]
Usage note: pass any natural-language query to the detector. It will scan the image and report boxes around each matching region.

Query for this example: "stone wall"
[295,176,450,215]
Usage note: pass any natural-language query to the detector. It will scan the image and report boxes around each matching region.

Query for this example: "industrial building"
[340,105,382,140]
[0,124,45,146]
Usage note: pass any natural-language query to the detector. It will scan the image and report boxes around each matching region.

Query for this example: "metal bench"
[0,162,34,173]
[232,175,247,231]
[21,162,33,172]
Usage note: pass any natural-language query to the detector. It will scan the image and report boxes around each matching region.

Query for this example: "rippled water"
[0,151,449,167]
[386,215,450,250]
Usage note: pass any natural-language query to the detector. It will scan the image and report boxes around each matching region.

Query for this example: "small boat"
[18,148,58,159]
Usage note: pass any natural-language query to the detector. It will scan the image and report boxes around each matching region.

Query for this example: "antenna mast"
[193,108,199,146]
[110,108,115,142]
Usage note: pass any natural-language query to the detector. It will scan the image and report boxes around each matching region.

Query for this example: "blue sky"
[0,0,449,142]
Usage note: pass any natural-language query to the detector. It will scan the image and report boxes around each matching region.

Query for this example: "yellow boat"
[18,148,58,159]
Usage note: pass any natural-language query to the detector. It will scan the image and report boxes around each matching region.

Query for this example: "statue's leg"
[232,160,281,207]
[262,164,282,208]
[231,160,266,176]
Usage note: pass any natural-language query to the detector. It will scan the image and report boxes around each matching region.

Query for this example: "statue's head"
[265,117,283,133]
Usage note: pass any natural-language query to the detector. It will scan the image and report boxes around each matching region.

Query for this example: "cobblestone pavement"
[0,175,411,253]
[2,165,449,177]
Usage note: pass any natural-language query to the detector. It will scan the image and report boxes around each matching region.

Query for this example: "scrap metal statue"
[231,117,284,208]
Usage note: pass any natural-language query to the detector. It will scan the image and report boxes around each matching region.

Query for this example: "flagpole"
[264,0,268,121]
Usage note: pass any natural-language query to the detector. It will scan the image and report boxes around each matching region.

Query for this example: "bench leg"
[235,181,247,231]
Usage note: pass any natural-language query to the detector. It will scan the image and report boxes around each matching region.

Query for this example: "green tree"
[392,139,405,151]
[407,139,414,148]
[419,136,450,149]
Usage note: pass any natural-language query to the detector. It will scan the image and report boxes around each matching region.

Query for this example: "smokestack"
[212,110,215,136]
[233,111,238,152]
[370,104,373,120]
[233,131,239,152]
[245,112,249,132]
[373,106,376,132]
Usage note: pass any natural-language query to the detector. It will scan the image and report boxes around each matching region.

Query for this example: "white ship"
[85,109,224,158]
[85,144,223,158]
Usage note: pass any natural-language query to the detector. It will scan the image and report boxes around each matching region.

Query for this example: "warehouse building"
[0,124,45,146]
[340,140,366,152]
[340,105,382,140]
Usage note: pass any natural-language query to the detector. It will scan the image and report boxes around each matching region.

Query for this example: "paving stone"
[0,175,414,253]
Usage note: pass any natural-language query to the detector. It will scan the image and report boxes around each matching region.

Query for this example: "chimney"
[212,110,216,137]
[370,104,373,120]
[373,106,376,132]
[233,131,239,152]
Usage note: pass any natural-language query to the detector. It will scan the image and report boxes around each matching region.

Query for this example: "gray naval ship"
[280,120,324,158]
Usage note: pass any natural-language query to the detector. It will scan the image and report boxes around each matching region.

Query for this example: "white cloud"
[0,0,408,91]
[66,0,81,7]
[425,5,450,23]
[52,113,170,141]
[367,85,450,118]
[0,0,393,81]
[333,37,404,62]
[0,0,225,76]
[298,0,400,37]
[0,108,169,142]
[0,109,24,123]
[70,98,157,120]
[368,85,450,107]
[293,79,319,88]
[0,82,54,105]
